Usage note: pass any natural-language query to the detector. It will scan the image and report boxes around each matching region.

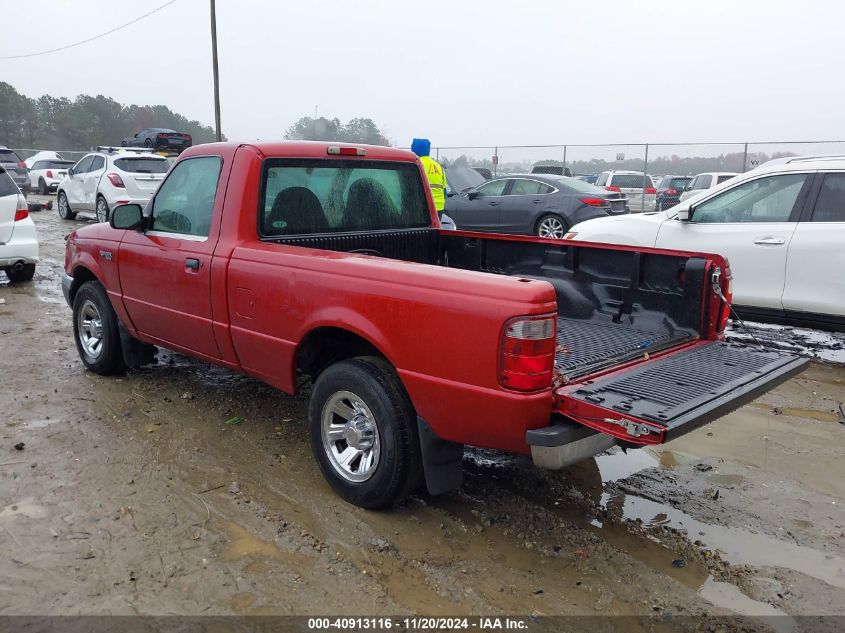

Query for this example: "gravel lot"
[1,194,844,629]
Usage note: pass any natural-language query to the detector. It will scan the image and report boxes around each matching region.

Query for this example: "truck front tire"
[308,357,423,509]
[72,281,124,375]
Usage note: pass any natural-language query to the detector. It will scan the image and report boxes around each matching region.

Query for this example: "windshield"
[0,150,21,163]
[114,157,169,173]
[611,174,651,188]
[667,177,691,189]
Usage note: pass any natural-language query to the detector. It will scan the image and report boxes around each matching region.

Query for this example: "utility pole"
[210,0,222,142]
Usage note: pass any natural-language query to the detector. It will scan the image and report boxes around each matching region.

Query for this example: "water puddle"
[750,402,839,423]
[699,578,793,632]
[222,522,315,575]
[0,499,48,520]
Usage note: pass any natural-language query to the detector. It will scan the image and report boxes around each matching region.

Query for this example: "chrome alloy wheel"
[77,299,104,360]
[321,390,381,483]
[538,216,566,239]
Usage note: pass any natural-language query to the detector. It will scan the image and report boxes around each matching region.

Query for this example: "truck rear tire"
[72,281,124,375]
[308,356,422,509]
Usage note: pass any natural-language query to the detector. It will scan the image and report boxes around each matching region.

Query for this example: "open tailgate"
[552,341,809,445]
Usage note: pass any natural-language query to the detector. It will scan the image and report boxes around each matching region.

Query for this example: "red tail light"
[665,188,678,195]
[106,172,125,188]
[644,187,656,194]
[15,194,28,221]
[499,315,557,391]
[579,197,607,207]
[181,134,191,140]
[158,133,168,138]
[46,170,53,178]
[18,161,26,168]
[605,186,620,192]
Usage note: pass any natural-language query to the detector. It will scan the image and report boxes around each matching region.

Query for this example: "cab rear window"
[259,159,430,236]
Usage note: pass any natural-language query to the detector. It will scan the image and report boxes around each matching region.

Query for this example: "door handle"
[185,258,201,270]
[489,201,499,206]
[532,199,544,204]
[753,237,785,245]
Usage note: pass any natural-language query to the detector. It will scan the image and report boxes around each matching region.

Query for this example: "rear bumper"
[0,219,39,265]
[526,419,616,469]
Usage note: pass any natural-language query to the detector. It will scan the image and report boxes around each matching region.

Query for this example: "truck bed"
[555,317,692,380]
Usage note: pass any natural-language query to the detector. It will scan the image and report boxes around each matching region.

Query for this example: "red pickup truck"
[62,142,807,508]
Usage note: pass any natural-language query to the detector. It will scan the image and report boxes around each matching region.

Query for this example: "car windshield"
[114,157,169,173]
[668,177,691,189]
[0,150,20,163]
[445,167,486,193]
[611,174,651,188]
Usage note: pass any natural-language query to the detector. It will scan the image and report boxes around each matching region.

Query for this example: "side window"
[476,179,508,196]
[151,156,222,237]
[717,174,735,185]
[74,155,94,174]
[811,173,845,222]
[510,179,549,195]
[595,172,609,187]
[90,156,105,172]
[693,174,807,224]
[694,175,712,189]
[32,161,45,171]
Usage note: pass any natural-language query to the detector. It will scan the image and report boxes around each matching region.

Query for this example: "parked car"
[444,173,628,238]
[531,164,573,177]
[61,140,804,509]
[121,128,192,153]
[0,146,30,195]
[0,168,38,282]
[29,158,75,194]
[24,150,64,168]
[57,148,169,223]
[595,171,655,212]
[565,157,845,331]
[574,174,598,184]
[655,175,692,211]
[678,172,738,202]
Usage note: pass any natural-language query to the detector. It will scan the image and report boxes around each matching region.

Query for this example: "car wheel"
[144,139,153,148]
[536,214,568,239]
[308,357,422,509]
[72,281,124,375]
[57,191,76,220]
[4,263,36,283]
[96,196,110,223]
[38,178,48,195]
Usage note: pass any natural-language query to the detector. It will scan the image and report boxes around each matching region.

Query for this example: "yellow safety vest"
[420,155,446,212]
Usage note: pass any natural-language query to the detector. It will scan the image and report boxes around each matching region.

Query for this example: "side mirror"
[110,203,145,230]
[676,208,691,221]
[467,191,481,201]
[68,167,75,176]
[684,184,692,191]
[445,186,454,197]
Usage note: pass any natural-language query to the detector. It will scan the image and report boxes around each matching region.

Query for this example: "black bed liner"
[555,317,692,380]
[566,341,808,440]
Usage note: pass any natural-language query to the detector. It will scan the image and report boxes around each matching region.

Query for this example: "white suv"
[678,172,738,202]
[57,148,169,222]
[566,157,845,330]
[595,170,655,212]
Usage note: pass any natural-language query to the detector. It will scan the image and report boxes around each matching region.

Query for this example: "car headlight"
[563,232,578,240]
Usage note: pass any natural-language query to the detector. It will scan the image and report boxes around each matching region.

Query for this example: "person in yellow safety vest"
[411,138,447,215]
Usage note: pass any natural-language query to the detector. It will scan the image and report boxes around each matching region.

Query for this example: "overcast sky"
[2,0,843,152]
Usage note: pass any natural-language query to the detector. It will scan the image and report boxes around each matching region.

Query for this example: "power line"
[0,0,180,60]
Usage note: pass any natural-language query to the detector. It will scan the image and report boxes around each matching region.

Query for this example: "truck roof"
[182,141,418,162]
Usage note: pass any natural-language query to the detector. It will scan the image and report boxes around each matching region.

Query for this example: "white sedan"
[57,148,168,223]
[565,157,845,331]
[0,169,38,282]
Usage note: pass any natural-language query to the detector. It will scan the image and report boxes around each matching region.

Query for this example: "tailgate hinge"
[601,417,653,438]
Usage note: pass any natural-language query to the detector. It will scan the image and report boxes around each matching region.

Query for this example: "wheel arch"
[295,326,390,382]
[68,265,99,305]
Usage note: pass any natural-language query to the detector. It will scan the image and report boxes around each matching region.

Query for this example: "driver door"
[449,178,510,232]
[81,155,106,211]
[655,172,812,310]
[66,155,93,207]
[118,156,225,358]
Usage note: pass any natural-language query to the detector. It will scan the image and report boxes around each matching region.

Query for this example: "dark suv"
[655,175,692,211]
[0,146,29,194]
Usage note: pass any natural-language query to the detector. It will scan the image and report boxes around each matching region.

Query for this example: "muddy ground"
[1,195,844,630]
